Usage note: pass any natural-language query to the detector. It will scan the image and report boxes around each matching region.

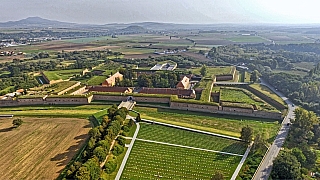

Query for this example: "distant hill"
[0,17,78,28]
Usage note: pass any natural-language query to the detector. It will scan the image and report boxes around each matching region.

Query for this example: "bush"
[117,136,126,146]
[104,160,117,174]
[12,118,23,127]
[122,125,130,132]
[112,144,124,156]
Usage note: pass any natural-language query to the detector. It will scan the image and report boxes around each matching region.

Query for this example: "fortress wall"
[70,86,87,95]
[133,97,170,104]
[45,97,90,105]
[57,82,81,95]
[93,95,127,102]
[246,85,287,110]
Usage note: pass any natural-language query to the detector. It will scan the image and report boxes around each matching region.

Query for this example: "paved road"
[231,142,253,180]
[115,119,140,180]
[253,79,296,180]
[214,82,249,85]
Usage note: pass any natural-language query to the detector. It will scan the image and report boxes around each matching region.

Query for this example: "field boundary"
[141,119,242,141]
[135,138,243,156]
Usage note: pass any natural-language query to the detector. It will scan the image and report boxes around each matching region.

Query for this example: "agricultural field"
[0,117,91,180]
[189,66,234,78]
[138,123,247,154]
[132,107,280,141]
[121,141,242,179]
[0,105,111,119]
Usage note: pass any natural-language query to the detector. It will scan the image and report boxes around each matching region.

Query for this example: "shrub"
[104,160,117,174]
[112,144,124,156]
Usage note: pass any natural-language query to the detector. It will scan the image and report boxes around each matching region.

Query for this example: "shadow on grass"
[50,134,88,173]
[0,126,15,133]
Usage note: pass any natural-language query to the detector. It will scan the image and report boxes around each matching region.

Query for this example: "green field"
[249,84,286,106]
[220,87,277,111]
[226,36,269,43]
[138,123,246,154]
[121,141,242,179]
[43,69,83,81]
[44,81,79,94]
[0,104,111,118]
[86,75,106,85]
[132,107,280,141]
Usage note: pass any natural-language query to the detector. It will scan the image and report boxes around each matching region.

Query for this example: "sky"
[1,0,320,24]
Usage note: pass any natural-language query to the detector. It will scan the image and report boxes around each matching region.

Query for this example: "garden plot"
[121,141,242,179]
[137,123,247,154]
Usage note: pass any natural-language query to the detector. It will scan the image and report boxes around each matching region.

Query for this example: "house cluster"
[1,89,24,100]
[153,49,186,55]
[98,71,196,98]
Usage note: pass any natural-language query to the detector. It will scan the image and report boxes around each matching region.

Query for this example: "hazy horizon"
[1,0,320,25]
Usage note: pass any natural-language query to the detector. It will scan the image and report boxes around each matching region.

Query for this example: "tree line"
[64,105,134,179]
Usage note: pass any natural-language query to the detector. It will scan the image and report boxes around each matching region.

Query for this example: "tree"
[12,118,23,127]
[271,151,302,180]
[136,113,141,122]
[250,70,261,83]
[240,126,253,143]
[200,65,207,77]
[93,146,107,163]
[211,171,224,180]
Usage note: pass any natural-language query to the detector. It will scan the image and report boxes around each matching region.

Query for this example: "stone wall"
[40,71,63,84]
[57,82,81,95]
[170,101,220,113]
[93,95,170,104]
[18,98,44,105]
[45,96,91,105]
[246,85,287,110]
[170,101,282,120]
[0,99,18,107]
[70,86,86,95]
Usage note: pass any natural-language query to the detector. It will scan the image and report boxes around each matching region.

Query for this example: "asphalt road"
[253,79,296,180]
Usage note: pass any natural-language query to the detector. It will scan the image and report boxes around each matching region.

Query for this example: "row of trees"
[271,108,319,179]
[136,71,181,88]
[65,105,130,179]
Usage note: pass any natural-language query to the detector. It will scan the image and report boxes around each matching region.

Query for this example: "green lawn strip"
[44,81,79,94]
[249,84,286,106]
[0,105,111,119]
[138,123,247,154]
[43,69,83,81]
[220,87,277,111]
[133,107,280,141]
[121,141,241,179]
[42,71,61,81]
[86,75,107,85]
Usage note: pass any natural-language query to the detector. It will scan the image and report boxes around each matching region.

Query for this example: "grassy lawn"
[44,81,79,94]
[121,141,242,179]
[86,75,106,85]
[220,87,277,111]
[43,69,83,81]
[132,107,280,141]
[138,123,247,154]
[0,105,111,119]
[249,84,286,106]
